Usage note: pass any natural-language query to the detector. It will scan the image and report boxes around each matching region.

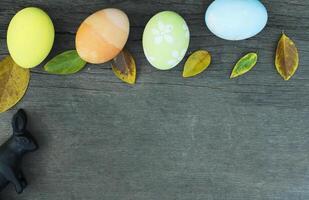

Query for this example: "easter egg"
[205,0,268,41]
[7,7,55,68]
[143,11,190,70]
[76,8,130,64]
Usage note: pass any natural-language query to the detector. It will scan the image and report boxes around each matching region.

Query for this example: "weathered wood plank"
[0,0,309,199]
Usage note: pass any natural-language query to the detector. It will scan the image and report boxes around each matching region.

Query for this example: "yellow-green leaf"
[112,49,136,85]
[275,33,299,80]
[183,50,211,78]
[0,56,30,113]
[230,53,258,79]
[44,50,86,75]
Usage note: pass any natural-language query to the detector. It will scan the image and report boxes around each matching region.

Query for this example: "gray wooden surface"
[0,0,309,199]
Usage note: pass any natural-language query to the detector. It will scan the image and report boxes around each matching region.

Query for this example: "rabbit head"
[11,109,38,153]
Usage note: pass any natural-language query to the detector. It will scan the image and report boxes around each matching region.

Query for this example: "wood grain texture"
[0,0,309,199]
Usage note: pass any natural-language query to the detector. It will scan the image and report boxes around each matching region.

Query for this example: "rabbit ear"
[12,109,27,135]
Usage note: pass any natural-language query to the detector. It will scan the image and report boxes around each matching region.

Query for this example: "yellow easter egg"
[7,7,55,68]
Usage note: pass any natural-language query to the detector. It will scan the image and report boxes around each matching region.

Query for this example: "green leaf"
[230,53,258,79]
[44,50,86,75]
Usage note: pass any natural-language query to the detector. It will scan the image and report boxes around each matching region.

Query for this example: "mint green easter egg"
[143,11,190,70]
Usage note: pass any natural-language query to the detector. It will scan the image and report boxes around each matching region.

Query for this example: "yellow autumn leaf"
[275,33,299,81]
[183,50,211,78]
[112,49,136,85]
[0,56,30,113]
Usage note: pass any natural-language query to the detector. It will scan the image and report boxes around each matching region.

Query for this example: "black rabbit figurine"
[0,109,38,194]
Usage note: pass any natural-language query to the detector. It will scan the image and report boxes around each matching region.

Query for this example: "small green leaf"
[230,53,258,79]
[44,50,86,75]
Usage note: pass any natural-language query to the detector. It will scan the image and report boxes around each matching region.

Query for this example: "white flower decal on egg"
[152,21,174,45]
[167,49,187,66]
[183,23,190,39]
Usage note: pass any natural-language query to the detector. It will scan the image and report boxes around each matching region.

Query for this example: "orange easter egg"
[76,8,130,64]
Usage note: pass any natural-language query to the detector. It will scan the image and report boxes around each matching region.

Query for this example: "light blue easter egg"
[205,0,268,41]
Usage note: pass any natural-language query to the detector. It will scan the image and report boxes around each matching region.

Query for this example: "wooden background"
[0,0,309,199]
